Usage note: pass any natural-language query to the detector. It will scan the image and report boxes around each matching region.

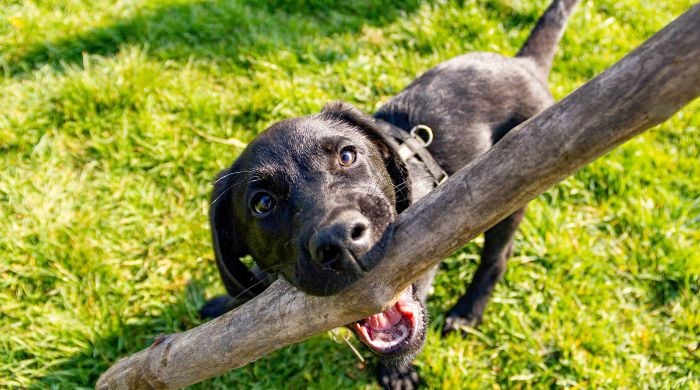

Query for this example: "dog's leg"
[442,207,525,334]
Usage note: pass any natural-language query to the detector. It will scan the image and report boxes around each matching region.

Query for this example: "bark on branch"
[97,6,699,389]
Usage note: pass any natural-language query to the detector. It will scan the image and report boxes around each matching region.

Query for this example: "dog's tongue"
[366,306,403,330]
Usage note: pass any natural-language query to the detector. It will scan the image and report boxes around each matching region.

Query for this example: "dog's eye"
[251,192,275,215]
[338,146,357,166]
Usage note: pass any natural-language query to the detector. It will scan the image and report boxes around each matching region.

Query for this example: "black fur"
[202,1,579,388]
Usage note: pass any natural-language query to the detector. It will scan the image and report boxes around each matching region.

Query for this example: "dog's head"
[211,101,427,363]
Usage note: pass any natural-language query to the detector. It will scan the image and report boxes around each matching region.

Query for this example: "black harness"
[372,119,449,187]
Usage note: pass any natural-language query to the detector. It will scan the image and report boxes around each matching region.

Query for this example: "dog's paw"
[441,313,481,337]
[377,362,420,390]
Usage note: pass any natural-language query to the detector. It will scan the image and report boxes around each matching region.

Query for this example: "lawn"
[1,0,698,388]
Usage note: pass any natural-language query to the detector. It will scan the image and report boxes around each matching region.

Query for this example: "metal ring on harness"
[410,125,433,147]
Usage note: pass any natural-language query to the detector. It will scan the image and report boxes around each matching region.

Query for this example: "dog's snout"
[309,233,346,270]
[309,213,371,271]
[313,241,342,267]
[350,221,368,241]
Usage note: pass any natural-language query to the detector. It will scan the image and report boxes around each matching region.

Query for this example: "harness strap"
[373,119,449,186]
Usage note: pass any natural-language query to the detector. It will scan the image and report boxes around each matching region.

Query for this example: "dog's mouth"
[352,286,421,354]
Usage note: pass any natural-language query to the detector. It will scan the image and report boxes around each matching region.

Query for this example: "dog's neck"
[371,118,448,205]
[403,155,439,204]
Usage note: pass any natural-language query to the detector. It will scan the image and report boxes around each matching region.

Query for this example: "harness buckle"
[409,125,434,147]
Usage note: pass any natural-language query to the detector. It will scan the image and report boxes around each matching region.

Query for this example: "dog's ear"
[321,101,411,212]
[210,169,267,299]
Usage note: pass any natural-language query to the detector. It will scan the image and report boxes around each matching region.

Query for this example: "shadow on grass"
[482,0,540,30]
[17,0,557,386]
[32,281,372,388]
[6,0,425,77]
[648,274,699,308]
[30,281,207,388]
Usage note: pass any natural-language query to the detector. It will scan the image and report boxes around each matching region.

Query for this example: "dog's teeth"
[396,300,418,320]
[385,307,402,326]
[367,306,404,330]
[368,313,391,330]
[352,288,418,353]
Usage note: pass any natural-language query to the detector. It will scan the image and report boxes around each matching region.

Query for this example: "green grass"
[1,0,698,388]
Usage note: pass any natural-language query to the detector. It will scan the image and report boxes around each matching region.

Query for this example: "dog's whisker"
[228,273,277,302]
[210,184,235,206]
[212,169,255,185]
[210,178,263,206]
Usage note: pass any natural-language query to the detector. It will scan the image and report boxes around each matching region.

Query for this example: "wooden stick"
[97,5,700,389]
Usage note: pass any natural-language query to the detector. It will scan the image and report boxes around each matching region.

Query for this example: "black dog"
[201,0,579,388]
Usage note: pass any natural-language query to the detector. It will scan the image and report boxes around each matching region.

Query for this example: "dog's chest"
[405,157,437,205]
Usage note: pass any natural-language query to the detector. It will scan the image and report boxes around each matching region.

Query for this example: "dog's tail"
[516,0,580,79]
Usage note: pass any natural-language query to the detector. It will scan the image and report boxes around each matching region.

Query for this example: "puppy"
[201,0,580,388]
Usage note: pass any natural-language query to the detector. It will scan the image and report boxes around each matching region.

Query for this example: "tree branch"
[97,5,699,389]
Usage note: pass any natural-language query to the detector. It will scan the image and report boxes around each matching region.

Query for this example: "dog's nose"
[309,214,371,271]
